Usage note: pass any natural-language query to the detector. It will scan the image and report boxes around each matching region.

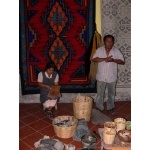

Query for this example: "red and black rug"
[20,0,96,94]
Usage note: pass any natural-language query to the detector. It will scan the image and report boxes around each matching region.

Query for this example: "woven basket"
[73,95,93,121]
[52,115,78,139]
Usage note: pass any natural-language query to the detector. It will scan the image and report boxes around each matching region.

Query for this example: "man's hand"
[105,55,114,62]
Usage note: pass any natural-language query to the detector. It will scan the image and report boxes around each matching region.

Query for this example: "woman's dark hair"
[103,35,115,43]
[44,61,57,71]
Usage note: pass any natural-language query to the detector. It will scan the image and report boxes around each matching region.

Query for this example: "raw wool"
[34,136,64,150]
[40,138,56,146]
[91,109,112,125]
[53,116,78,139]
[39,139,64,150]
[73,119,90,141]
[39,146,57,150]
[53,117,76,127]
[64,144,75,150]
[53,142,64,150]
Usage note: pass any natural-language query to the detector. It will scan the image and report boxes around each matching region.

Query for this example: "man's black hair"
[103,35,115,43]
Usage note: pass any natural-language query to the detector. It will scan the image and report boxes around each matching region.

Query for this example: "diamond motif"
[49,37,68,70]
[47,2,68,36]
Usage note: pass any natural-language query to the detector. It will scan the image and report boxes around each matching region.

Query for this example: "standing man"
[92,35,125,114]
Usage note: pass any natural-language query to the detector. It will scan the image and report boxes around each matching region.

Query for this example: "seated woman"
[37,61,61,119]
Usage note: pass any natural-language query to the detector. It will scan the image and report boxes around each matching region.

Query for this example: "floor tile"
[19,140,33,150]
[41,116,53,124]
[19,101,131,149]
[33,110,47,119]
[25,106,41,115]
[20,115,39,125]
[22,132,43,149]
[28,119,50,131]
[38,125,56,137]
[19,110,30,119]
[55,109,74,116]
[19,120,26,128]
[19,125,36,139]
[71,140,84,149]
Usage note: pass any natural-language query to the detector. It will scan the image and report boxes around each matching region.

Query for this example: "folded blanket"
[91,109,112,125]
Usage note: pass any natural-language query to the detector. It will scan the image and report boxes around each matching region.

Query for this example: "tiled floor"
[19,101,131,150]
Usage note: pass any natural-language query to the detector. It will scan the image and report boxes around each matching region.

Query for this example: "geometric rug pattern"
[20,0,95,94]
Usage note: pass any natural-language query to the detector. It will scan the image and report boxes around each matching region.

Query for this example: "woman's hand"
[47,86,54,91]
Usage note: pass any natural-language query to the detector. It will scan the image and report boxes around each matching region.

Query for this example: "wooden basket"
[52,116,78,139]
[73,95,93,121]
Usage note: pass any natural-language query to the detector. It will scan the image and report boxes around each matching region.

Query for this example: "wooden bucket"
[114,118,126,132]
[104,121,116,132]
[73,95,93,121]
[53,115,78,139]
[103,129,116,144]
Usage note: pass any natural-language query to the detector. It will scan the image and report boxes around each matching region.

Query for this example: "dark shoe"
[108,108,115,115]
[44,109,55,120]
